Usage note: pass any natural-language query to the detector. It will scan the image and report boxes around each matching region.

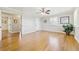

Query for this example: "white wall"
[40,11,74,33]
[74,8,79,43]
[22,10,74,35]
[22,16,40,34]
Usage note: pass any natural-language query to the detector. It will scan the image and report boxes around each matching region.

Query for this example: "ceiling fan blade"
[46,12,50,14]
[38,8,51,15]
[42,8,45,12]
[47,10,50,13]
[45,10,50,14]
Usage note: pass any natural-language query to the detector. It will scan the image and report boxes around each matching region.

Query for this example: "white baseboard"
[41,29,65,34]
[22,30,40,35]
[22,30,65,35]
[9,31,20,33]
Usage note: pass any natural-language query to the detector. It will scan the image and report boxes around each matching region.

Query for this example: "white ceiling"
[0,7,75,17]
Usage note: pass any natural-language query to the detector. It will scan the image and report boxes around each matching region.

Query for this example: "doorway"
[0,12,22,50]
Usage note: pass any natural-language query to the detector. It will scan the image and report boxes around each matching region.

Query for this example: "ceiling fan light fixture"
[40,8,51,15]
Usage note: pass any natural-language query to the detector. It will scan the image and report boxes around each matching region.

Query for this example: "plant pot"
[66,32,70,35]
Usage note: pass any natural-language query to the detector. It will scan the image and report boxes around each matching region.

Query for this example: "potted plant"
[63,24,74,35]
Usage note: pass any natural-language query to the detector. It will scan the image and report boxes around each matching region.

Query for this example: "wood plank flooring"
[0,31,79,51]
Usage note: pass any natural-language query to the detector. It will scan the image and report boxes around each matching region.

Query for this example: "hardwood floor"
[0,31,79,51]
[64,35,79,51]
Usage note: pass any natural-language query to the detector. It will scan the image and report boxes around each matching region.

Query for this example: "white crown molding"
[0,7,22,15]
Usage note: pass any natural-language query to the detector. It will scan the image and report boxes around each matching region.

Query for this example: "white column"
[0,10,2,40]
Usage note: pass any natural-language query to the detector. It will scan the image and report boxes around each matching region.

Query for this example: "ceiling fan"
[39,8,51,15]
